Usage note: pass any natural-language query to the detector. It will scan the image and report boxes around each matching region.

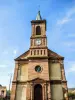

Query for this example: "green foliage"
[6,90,11,96]
[68,92,75,99]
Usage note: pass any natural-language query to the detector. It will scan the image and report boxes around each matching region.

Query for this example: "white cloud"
[66,63,75,77]
[67,7,75,18]
[65,61,75,76]
[63,41,75,47]
[3,49,18,56]
[57,17,71,25]
[0,64,8,68]
[69,65,75,72]
[13,50,17,55]
[57,7,75,25]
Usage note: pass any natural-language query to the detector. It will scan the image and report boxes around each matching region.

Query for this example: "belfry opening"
[36,26,41,35]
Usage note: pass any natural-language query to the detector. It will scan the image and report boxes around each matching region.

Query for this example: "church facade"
[10,11,68,100]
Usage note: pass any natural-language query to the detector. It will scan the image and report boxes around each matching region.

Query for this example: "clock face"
[36,39,41,45]
[35,66,41,72]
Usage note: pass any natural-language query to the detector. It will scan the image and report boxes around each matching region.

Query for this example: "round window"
[35,66,41,72]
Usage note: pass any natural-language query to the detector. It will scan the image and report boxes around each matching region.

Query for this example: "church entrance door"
[34,84,42,100]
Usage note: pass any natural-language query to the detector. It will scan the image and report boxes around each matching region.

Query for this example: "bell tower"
[30,11,48,57]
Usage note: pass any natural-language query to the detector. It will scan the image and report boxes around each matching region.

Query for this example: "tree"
[68,92,75,99]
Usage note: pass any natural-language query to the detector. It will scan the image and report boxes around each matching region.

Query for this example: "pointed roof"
[36,11,42,20]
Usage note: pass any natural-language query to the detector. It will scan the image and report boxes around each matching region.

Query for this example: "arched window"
[36,26,41,35]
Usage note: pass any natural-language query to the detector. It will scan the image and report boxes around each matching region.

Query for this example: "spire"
[36,11,42,20]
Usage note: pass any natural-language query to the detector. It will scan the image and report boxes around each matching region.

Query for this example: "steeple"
[36,11,42,20]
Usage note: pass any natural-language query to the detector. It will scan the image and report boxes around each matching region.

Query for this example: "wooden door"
[34,84,42,100]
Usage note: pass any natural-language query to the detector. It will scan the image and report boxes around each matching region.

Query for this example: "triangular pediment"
[29,77,46,83]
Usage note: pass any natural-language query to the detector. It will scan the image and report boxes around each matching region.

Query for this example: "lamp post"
[9,74,12,92]
[8,74,12,100]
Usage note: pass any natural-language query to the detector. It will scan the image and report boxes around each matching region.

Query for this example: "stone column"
[13,61,19,81]
[30,83,33,100]
[45,38,47,46]
[60,63,68,100]
[26,83,31,100]
[44,83,47,100]
[10,83,17,100]
[60,63,66,81]
[42,84,45,100]
[10,61,19,100]
[64,92,68,100]
[47,83,51,100]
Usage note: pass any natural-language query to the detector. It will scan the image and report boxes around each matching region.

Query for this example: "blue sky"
[0,0,75,89]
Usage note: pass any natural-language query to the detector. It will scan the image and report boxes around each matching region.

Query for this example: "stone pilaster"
[26,83,31,100]
[30,83,34,100]
[44,83,47,100]
[47,83,51,100]
[42,84,45,100]
[10,61,19,100]
[10,83,17,100]
[60,63,68,100]
[60,63,66,81]
[13,61,19,81]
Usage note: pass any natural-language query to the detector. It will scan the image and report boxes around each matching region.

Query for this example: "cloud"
[65,61,75,76]
[66,63,75,76]
[57,17,71,25]
[13,50,17,55]
[67,7,75,18]
[63,41,75,47]
[0,64,8,68]
[57,7,75,25]
[69,65,75,72]
[2,49,18,56]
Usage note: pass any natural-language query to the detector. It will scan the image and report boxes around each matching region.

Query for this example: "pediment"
[29,77,46,83]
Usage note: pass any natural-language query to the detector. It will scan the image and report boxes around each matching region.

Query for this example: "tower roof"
[36,11,42,20]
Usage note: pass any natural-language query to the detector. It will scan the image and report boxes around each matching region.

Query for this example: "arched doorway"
[34,84,42,100]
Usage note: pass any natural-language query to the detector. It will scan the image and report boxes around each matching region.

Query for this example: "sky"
[0,0,75,89]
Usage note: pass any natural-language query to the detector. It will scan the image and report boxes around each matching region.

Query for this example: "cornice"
[30,36,47,39]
